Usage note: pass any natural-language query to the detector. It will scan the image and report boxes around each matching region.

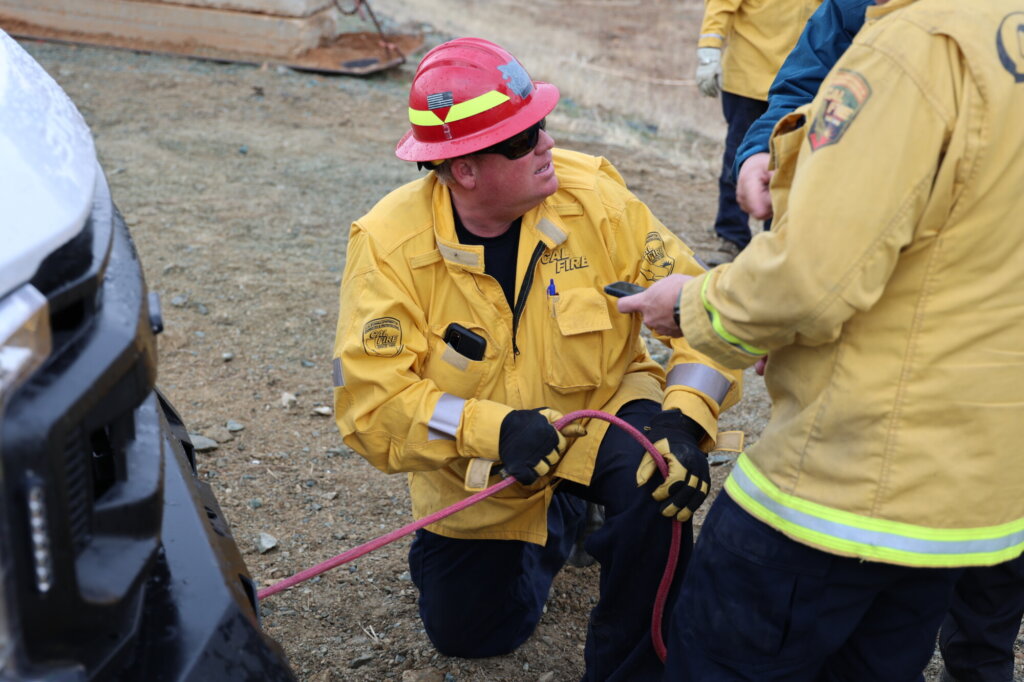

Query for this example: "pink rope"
[256,409,679,662]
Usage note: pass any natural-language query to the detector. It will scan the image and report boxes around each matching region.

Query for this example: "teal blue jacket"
[733,0,872,180]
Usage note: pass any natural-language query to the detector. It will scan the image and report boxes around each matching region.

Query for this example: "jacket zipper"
[512,241,547,357]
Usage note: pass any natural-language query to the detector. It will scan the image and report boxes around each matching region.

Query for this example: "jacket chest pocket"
[423,323,492,399]
[544,287,613,394]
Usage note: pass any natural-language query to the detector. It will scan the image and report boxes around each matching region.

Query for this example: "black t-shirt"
[453,207,521,311]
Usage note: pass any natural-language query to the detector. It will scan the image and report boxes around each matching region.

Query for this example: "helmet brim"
[395,82,560,162]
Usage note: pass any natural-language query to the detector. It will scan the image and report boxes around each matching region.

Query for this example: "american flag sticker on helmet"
[427,91,454,110]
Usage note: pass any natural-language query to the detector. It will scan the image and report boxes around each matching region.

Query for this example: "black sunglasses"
[476,118,546,160]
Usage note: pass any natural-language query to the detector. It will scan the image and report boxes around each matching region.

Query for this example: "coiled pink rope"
[257,409,679,662]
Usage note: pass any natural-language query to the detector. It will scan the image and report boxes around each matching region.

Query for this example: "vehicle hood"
[0,30,97,299]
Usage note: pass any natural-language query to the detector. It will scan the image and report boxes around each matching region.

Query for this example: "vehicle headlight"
[0,284,50,670]
[0,284,50,405]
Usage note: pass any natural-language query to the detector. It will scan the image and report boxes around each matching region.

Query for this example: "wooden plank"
[0,0,336,58]
[141,0,333,19]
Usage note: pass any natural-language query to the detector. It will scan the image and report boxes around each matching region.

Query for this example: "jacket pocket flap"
[555,287,613,336]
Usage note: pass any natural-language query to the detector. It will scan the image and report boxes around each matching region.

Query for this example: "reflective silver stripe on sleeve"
[666,363,731,406]
[428,393,466,441]
[332,357,344,387]
[699,33,725,40]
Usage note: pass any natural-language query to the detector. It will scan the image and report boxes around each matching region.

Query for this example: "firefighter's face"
[472,127,558,215]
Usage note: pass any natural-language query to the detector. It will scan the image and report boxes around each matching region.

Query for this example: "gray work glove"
[695,47,722,98]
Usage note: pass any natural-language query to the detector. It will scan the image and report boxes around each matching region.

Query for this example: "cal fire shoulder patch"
[640,231,675,282]
[808,69,872,152]
[362,317,404,357]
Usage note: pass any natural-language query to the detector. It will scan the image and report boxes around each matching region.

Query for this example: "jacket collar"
[428,178,570,272]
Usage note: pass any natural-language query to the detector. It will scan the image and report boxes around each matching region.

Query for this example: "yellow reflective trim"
[445,90,510,123]
[409,108,444,126]
[724,454,1024,567]
[408,90,511,126]
[700,276,767,356]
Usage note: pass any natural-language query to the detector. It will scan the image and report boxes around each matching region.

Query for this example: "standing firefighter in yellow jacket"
[696,0,822,259]
[332,38,740,679]
[621,0,1024,678]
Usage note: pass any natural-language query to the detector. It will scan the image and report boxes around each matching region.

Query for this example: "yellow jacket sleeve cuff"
[680,270,764,369]
[662,389,719,451]
[457,399,514,460]
[697,35,725,49]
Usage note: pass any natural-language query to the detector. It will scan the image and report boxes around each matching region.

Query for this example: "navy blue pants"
[939,555,1024,682]
[666,493,965,681]
[408,399,688,681]
[716,91,770,248]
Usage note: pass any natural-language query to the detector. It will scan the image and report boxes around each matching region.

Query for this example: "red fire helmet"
[395,37,559,162]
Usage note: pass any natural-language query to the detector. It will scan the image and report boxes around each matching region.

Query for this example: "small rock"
[189,434,219,452]
[170,294,188,307]
[248,498,263,509]
[196,303,209,315]
[322,491,338,500]
[238,144,249,155]
[538,673,556,682]
[313,308,328,317]
[221,352,235,362]
[226,419,245,432]
[398,571,412,581]
[281,392,297,408]
[256,532,278,553]
[206,426,233,443]
[301,359,316,368]
[311,406,332,416]
[401,670,444,682]
[349,652,374,669]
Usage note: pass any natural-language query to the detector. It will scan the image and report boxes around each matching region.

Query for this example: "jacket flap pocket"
[555,287,613,336]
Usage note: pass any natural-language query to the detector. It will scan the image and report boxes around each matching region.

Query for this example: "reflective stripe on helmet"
[409,90,511,127]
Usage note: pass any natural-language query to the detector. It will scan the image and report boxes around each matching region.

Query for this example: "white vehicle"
[0,30,295,681]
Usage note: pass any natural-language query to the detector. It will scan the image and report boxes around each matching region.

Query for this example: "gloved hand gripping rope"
[257,409,684,662]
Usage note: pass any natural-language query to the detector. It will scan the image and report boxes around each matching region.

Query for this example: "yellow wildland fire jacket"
[698,0,823,100]
[680,0,1024,568]
[334,149,740,544]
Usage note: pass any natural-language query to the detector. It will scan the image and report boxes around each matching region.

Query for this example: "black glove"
[498,408,585,485]
[636,409,710,523]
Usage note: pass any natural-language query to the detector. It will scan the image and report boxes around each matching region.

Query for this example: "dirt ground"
[14,0,1022,679]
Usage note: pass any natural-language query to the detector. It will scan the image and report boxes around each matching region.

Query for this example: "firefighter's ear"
[449,157,478,190]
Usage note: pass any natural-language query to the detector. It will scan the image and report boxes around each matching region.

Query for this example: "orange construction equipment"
[0,0,421,76]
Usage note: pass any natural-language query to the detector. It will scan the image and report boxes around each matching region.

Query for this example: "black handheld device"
[603,281,647,298]
[443,323,487,361]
